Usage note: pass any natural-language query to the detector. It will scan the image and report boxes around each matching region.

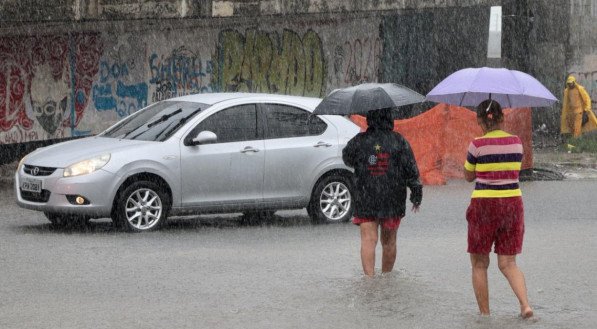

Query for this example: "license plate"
[21,178,42,193]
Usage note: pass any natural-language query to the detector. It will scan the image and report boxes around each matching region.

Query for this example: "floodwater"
[0,180,595,328]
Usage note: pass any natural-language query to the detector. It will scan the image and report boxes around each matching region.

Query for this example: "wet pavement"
[1,179,595,329]
[532,149,597,180]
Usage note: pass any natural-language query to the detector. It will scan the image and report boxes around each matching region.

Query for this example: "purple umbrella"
[425,67,558,108]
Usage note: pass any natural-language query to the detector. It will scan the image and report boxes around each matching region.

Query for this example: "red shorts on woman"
[352,216,402,230]
[466,196,524,255]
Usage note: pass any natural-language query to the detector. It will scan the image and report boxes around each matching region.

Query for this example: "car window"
[101,101,206,141]
[193,104,258,143]
[263,104,327,139]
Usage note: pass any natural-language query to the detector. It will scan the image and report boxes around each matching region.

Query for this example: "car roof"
[171,92,322,110]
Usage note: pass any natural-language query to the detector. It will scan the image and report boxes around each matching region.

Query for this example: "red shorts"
[352,216,402,230]
[466,196,524,255]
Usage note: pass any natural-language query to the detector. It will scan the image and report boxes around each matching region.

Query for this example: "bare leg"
[497,255,533,318]
[470,253,490,315]
[359,221,379,276]
[380,228,397,273]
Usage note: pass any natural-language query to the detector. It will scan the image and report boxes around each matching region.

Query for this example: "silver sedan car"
[15,93,360,231]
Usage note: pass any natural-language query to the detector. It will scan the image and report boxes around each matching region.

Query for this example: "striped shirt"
[464,130,523,198]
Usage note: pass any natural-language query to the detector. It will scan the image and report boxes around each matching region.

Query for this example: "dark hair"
[366,108,394,131]
[476,99,503,129]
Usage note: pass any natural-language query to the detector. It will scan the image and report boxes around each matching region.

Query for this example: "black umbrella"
[313,83,425,116]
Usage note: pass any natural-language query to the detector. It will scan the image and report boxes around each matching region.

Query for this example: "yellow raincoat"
[560,75,596,136]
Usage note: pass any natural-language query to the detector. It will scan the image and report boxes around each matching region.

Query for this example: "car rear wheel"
[44,212,90,227]
[112,180,170,232]
[308,174,353,224]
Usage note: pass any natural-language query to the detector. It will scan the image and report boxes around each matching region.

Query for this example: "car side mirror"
[187,130,217,146]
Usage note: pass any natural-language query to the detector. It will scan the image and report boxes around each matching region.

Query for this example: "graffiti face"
[32,97,68,135]
[28,64,70,135]
[0,33,101,143]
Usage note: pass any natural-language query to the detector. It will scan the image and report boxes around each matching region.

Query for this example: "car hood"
[24,137,154,168]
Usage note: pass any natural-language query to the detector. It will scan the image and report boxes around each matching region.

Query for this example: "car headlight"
[63,154,111,177]
[18,155,28,171]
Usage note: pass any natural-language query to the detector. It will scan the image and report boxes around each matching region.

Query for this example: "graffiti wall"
[0,34,102,144]
[325,19,383,88]
[0,17,381,147]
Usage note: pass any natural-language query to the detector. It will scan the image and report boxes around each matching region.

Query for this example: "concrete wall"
[381,6,491,97]
[0,0,498,21]
[502,0,570,134]
[0,0,211,22]
[568,0,597,107]
[0,0,76,22]
[1,0,595,162]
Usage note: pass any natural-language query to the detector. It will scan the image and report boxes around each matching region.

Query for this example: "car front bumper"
[15,167,119,218]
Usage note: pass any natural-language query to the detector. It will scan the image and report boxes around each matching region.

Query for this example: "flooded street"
[0,180,595,328]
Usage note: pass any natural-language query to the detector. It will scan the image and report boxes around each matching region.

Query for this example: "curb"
[540,162,597,169]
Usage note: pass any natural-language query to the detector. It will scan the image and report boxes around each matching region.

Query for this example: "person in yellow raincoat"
[560,75,597,137]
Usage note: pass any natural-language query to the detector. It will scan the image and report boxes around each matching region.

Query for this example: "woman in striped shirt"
[464,99,533,319]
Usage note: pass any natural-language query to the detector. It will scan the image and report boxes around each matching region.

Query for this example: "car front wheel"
[308,174,353,224]
[112,180,170,232]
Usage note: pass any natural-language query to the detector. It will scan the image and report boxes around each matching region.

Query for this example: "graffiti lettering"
[213,29,325,97]
[99,60,130,83]
[334,37,382,86]
[149,47,213,102]
[92,58,148,118]
[93,84,116,110]
[117,81,148,117]
[2,127,39,144]
[151,79,176,102]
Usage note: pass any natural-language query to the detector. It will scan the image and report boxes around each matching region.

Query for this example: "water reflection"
[350,271,426,319]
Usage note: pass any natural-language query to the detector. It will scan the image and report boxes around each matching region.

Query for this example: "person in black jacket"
[342,108,422,276]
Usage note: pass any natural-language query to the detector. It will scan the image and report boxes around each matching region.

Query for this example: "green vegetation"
[563,133,597,153]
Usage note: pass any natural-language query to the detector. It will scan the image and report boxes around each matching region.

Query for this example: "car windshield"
[101,101,207,141]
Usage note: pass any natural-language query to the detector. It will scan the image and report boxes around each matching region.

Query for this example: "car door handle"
[314,141,332,147]
[240,146,260,153]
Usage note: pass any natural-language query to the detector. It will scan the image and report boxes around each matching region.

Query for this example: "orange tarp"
[350,104,533,185]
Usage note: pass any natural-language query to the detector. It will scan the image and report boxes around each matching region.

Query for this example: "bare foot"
[521,305,534,319]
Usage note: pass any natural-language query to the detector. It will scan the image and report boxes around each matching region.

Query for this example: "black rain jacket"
[342,110,422,219]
